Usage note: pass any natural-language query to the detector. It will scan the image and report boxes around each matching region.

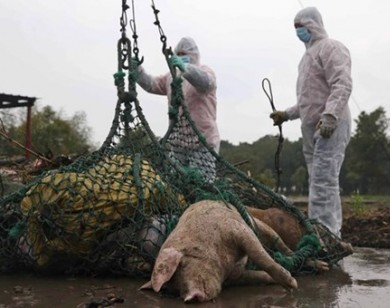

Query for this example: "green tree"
[220,136,305,192]
[0,105,97,157]
[343,107,390,194]
[255,168,276,190]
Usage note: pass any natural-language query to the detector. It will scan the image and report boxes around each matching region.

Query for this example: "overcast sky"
[1,0,389,146]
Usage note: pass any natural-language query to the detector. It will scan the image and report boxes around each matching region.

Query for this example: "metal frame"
[0,93,36,159]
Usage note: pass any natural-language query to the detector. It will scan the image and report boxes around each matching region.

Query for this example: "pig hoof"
[340,242,354,255]
[279,268,298,290]
[289,277,298,290]
[316,260,330,272]
[305,259,330,272]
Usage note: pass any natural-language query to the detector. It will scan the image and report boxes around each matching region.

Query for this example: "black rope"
[262,78,284,193]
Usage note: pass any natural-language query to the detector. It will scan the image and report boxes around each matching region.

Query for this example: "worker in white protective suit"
[135,37,220,182]
[270,7,352,237]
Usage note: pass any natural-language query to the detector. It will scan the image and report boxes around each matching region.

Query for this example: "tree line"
[1,105,389,195]
[0,105,96,159]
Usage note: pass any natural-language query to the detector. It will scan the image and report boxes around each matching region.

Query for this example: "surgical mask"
[179,55,191,64]
[296,27,311,43]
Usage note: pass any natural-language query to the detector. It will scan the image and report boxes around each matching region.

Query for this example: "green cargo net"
[0,1,351,277]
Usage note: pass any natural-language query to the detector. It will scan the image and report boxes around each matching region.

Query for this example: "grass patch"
[348,193,366,216]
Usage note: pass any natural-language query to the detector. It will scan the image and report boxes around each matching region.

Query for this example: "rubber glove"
[170,55,187,72]
[317,114,337,138]
[131,57,139,68]
[270,111,288,126]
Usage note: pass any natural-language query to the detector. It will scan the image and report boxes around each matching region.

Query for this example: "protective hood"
[174,37,200,65]
[294,7,328,47]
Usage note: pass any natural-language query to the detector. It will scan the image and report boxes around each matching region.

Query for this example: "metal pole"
[25,105,32,160]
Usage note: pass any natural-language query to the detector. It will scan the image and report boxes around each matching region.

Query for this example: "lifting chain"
[129,0,142,64]
[150,0,175,78]
[118,0,131,71]
[114,0,143,97]
[113,0,139,125]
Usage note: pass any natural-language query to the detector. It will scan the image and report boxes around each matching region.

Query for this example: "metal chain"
[113,0,136,124]
[120,0,129,39]
[129,0,143,64]
[118,0,131,71]
[150,0,175,77]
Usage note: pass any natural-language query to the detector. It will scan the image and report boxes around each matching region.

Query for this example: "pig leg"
[304,259,329,272]
[246,206,304,250]
[253,217,329,272]
[225,256,276,286]
[252,218,294,256]
[225,270,276,286]
[227,256,248,280]
[231,222,298,290]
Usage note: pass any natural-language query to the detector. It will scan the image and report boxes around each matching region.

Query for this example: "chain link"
[150,0,175,77]
[129,0,143,64]
[114,0,137,114]
[118,0,131,71]
[120,0,129,40]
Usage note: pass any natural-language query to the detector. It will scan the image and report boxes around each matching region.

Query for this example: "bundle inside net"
[0,70,351,277]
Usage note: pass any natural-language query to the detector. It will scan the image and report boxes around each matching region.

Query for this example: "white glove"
[270,111,288,126]
[317,114,337,138]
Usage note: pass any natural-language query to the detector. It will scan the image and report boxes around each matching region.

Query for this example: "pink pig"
[140,200,297,302]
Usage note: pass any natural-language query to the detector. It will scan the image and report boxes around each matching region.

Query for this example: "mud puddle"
[0,247,389,307]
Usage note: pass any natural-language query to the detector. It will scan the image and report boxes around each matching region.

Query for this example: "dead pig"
[247,206,353,269]
[140,200,297,303]
[246,206,306,251]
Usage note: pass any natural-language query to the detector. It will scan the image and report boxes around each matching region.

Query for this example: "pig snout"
[184,290,207,303]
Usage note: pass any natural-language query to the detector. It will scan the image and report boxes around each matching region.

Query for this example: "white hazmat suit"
[273,7,352,237]
[136,37,220,181]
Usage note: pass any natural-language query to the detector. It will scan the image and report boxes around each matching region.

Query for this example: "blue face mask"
[179,55,191,64]
[296,27,311,43]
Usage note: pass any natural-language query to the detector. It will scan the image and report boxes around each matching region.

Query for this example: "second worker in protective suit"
[136,37,220,182]
[270,7,352,238]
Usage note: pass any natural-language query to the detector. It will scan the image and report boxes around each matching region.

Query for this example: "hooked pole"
[261,78,284,193]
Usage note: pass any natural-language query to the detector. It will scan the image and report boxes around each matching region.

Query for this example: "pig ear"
[152,247,183,292]
[139,280,153,290]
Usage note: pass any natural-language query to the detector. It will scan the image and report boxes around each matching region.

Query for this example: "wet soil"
[342,203,390,249]
[0,247,389,308]
[291,197,390,249]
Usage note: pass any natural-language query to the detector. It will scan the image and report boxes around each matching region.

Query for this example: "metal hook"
[262,78,275,111]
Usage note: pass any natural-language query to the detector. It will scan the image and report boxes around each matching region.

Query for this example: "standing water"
[0,247,388,307]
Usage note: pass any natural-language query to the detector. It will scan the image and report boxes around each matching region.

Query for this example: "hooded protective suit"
[285,7,352,237]
[136,37,220,152]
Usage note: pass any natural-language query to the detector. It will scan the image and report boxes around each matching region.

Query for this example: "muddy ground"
[291,197,390,249]
[342,203,390,249]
